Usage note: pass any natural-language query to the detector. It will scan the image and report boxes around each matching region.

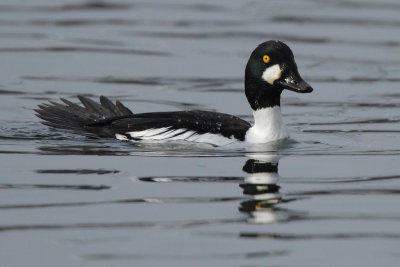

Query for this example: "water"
[1,0,400,266]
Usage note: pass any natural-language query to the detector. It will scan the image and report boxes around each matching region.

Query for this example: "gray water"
[1,0,400,266]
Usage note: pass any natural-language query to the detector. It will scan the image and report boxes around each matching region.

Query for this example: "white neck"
[245,106,289,143]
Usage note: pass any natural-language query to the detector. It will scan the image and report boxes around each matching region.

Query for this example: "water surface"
[1,0,400,266]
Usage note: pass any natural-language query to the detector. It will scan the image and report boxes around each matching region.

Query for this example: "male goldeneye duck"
[35,40,313,146]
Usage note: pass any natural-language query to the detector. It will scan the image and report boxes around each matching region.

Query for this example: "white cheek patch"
[261,64,282,85]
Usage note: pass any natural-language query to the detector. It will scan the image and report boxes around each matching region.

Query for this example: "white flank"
[122,127,235,146]
[245,106,289,143]
[261,64,282,85]
[185,132,235,146]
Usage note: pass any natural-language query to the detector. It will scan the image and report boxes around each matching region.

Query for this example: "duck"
[35,40,313,146]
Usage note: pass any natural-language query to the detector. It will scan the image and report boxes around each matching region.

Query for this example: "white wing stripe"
[123,127,234,145]
[127,127,170,139]
[169,130,196,140]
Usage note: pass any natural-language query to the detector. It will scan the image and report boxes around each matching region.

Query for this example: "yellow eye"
[262,55,270,63]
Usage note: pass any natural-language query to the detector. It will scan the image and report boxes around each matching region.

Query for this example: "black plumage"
[35,95,251,141]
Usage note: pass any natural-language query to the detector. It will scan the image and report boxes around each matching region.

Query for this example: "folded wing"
[36,96,250,144]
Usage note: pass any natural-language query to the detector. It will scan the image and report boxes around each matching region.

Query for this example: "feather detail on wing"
[36,96,251,145]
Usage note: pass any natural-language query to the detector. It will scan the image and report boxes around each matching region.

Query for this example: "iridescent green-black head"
[245,40,313,110]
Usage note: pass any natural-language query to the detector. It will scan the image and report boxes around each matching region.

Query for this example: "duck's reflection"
[135,152,302,224]
[239,155,298,224]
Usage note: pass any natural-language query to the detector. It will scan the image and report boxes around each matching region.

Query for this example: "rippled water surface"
[1,0,400,266]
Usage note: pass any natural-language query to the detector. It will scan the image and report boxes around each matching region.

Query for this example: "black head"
[245,40,313,110]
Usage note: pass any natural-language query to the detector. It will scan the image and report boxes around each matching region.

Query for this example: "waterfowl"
[36,40,313,145]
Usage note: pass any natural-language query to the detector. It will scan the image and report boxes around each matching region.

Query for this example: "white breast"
[245,106,289,143]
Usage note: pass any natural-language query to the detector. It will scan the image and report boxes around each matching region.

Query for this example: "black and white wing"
[36,96,251,145]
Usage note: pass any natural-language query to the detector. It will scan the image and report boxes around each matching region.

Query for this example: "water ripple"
[239,232,400,240]
[79,250,288,260]
[0,183,110,191]
[0,197,242,210]
[272,15,400,27]
[0,46,172,56]
[36,169,120,175]
[0,2,131,12]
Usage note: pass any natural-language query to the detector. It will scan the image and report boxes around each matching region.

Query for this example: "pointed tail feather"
[35,95,134,137]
